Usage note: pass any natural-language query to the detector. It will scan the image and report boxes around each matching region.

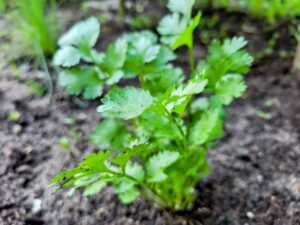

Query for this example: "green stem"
[139,75,146,89]
[119,0,126,18]
[189,45,195,75]
[164,109,188,152]
[122,172,167,208]
[186,44,195,139]
[38,47,53,104]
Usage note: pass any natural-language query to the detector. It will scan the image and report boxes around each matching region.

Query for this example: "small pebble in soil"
[12,124,22,134]
[16,165,32,173]
[76,113,87,122]
[24,145,34,154]
[195,207,212,218]
[246,211,255,219]
[32,199,42,213]
[3,147,12,157]
[256,174,264,183]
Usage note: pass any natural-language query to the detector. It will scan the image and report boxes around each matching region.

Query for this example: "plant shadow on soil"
[0,5,300,225]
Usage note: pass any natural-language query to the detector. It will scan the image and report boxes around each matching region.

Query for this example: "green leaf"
[50,151,112,190]
[118,187,140,204]
[90,119,130,150]
[53,46,82,67]
[189,108,223,146]
[83,84,103,99]
[191,97,210,114]
[146,151,180,182]
[167,0,195,20]
[172,12,201,49]
[163,78,208,113]
[158,13,187,45]
[145,65,184,95]
[171,77,207,97]
[126,30,157,45]
[144,45,161,63]
[101,38,127,74]
[126,31,160,64]
[106,70,124,85]
[97,87,153,120]
[58,17,100,48]
[216,74,247,105]
[123,31,177,79]
[204,37,253,87]
[49,167,82,186]
[83,180,106,196]
[113,177,140,204]
[111,144,147,168]
[58,66,104,99]
[125,161,145,182]
[223,37,248,55]
[79,150,112,173]
[7,111,21,122]
[140,111,181,139]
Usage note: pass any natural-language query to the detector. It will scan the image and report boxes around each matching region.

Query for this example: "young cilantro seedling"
[51,0,253,211]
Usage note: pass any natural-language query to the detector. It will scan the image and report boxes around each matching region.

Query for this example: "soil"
[1,3,300,225]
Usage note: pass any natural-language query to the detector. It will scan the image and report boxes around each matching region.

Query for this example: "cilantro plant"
[52,0,253,211]
[203,0,300,23]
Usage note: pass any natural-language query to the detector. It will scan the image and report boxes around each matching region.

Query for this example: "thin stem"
[121,172,168,208]
[189,45,195,76]
[163,109,188,152]
[187,44,195,139]
[119,0,126,18]
[38,47,53,104]
[139,75,146,89]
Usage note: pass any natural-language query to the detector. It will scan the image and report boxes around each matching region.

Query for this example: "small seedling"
[51,0,253,211]
[7,111,21,122]
[256,110,272,120]
[207,0,300,23]
[59,137,70,150]
[27,79,46,97]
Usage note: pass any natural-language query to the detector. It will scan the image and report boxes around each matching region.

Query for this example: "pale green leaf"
[216,74,247,105]
[83,180,106,196]
[113,177,140,204]
[106,70,124,85]
[140,111,181,139]
[53,46,82,67]
[58,67,104,99]
[101,38,127,74]
[171,77,207,97]
[58,17,100,48]
[172,12,201,49]
[223,37,248,55]
[158,13,187,45]
[164,78,208,112]
[146,151,180,182]
[167,0,195,19]
[97,87,153,120]
[189,109,223,146]
[90,119,130,150]
[83,84,103,99]
[144,45,160,63]
[125,161,145,182]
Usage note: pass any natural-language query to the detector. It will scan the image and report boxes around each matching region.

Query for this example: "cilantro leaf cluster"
[52,0,253,211]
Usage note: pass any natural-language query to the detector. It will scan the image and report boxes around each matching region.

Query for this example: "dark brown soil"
[1,3,300,225]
